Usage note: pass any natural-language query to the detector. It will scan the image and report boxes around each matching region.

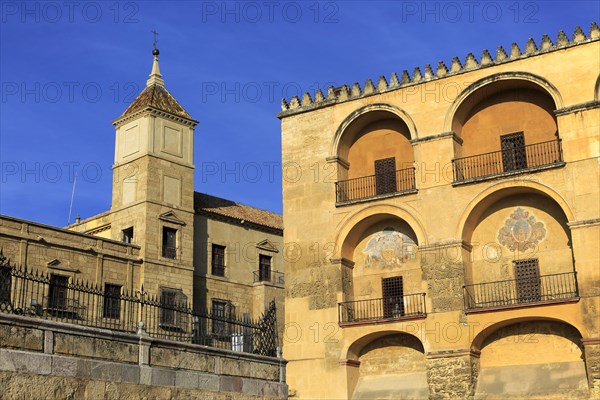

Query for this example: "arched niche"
[465,191,573,286]
[472,319,588,398]
[447,74,562,162]
[346,332,428,400]
[332,105,416,182]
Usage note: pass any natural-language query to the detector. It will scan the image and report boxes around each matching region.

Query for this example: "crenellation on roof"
[423,64,434,79]
[278,23,599,118]
[510,43,522,58]
[496,46,508,62]
[363,79,375,95]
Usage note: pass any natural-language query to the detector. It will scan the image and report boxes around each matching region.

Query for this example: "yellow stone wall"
[279,33,600,399]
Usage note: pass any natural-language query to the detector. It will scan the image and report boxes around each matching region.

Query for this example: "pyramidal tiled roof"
[117,50,193,121]
[119,84,192,119]
[194,192,283,231]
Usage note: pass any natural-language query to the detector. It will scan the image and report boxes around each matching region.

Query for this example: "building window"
[211,244,226,277]
[0,267,11,305]
[162,227,177,259]
[514,258,541,303]
[382,276,404,318]
[122,227,134,244]
[103,284,121,319]
[501,132,527,172]
[259,255,272,282]
[375,157,397,195]
[48,274,69,311]
[212,299,234,337]
[159,288,187,330]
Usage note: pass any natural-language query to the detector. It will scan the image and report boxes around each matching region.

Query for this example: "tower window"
[162,227,177,259]
[122,227,134,244]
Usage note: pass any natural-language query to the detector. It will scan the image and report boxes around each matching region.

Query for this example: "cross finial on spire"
[151,30,159,50]
[147,30,164,87]
[151,30,160,57]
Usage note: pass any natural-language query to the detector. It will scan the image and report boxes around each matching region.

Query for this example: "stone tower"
[110,48,198,298]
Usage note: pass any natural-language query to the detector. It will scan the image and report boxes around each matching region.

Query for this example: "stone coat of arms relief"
[497,207,547,252]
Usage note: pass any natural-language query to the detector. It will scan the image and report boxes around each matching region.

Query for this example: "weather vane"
[151,30,159,55]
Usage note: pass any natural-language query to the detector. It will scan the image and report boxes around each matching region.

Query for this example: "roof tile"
[194,192,283,231]
[119,84,192,120]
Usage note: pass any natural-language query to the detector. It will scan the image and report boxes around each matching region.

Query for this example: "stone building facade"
[0,49,284,342]
[278,25,600,399]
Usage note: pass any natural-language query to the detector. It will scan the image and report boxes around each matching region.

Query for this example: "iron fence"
[253,270,285,285]
[463,272,578,310]
[338,293,426,324]
[452,138,563,182]
[0,254,278,357]
[335,167,416,203]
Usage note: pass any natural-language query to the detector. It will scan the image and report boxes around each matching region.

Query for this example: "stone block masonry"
[0,314,287,399]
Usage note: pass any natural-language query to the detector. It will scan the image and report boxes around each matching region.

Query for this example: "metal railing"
[452,139,563,183]
[463,272,578,310]
[338,293,426,324]
[0,255,278,357]
[335,167,416,203]
[253,270,285,285]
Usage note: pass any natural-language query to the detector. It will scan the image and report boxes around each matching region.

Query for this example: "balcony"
[338,293,426,325]
[335,167,416,205]
[452,138,564,184]
[253,270,284,285]
[463,272,578,312]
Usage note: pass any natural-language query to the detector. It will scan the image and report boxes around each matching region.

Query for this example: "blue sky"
[0,1,598,227]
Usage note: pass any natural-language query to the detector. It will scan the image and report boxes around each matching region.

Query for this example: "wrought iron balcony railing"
[463,272,578,311]
[253,270,284,285]
[335,167,416,204]
[452,138,563,183]
[338,293,426,324]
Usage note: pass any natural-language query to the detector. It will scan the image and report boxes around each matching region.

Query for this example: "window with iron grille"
[382,276,404,318]
[103,284,121,319]
[159,288,188,330]
[162,227,177,259]
[122,227,134,244]
[259,255,272,282]
[212,299,235,337]
[514,258,541,303]
[0,267,11,304]
[211,244,226,277]
[375,157,397,195]
[48,274,69,310]
[501,132,527,172]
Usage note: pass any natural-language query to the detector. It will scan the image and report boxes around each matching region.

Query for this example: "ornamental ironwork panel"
[375,157,397,195]
[501,131,528,172]
[514,258,541,303]
[382,276,404,318]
